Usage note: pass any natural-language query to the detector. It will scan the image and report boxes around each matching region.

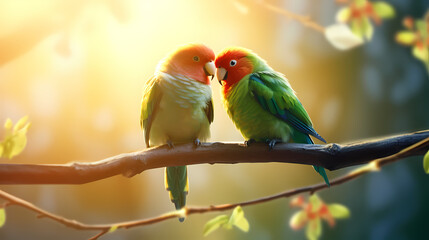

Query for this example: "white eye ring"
[193,56,200,62]
[230,60,237,67]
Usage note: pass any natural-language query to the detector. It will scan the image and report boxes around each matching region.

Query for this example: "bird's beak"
[216,67,228,86]
[204,61,216,80]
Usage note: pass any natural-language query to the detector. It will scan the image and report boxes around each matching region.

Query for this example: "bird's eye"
[230,60,237,67]
[193,56,200,62]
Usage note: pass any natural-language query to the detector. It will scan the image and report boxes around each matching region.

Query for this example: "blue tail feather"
[304,135,330,186]
[313,165,330,186]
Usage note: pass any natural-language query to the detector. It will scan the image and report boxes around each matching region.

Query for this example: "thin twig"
[254,0,326,33]
[0,130,428,184]
[1,136,428,240]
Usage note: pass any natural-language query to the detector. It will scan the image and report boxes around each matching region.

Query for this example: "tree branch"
[0,130,428,184]
[1,135,428,240]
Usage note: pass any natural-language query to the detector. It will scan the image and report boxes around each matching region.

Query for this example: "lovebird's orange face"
[215,47,254,94]
[165,44,215,85]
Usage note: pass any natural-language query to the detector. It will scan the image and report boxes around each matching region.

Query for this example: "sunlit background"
[1,0,429,239]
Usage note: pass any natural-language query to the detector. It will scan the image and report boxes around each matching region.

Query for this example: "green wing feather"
[140,76,163,148]
[248,71,330,186]
[248,71,326,143]
[141,75,207,221]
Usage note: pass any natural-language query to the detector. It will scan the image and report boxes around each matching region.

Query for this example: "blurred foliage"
[0,208,5,228]
[396,14,429,71]
[203,206,249,236]
[424,150,429,174]
[0,115,30,230]
[336,0,395,40]
[108,224,118,233]
[0,116,30,159]
[324,23,365,50]
[289,194,350,240]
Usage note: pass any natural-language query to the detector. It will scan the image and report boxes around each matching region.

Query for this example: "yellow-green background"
[1,0,428,239]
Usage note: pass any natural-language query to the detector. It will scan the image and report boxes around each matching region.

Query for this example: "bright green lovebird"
[215,47,330,186]
[140,44,216,221]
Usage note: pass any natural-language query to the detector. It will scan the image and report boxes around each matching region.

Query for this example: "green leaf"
[328,204,350,219]
[354,0,366,7]
[363,17,374,40]
[415,20,427,39]
[228,206,249,232]
[0,116,31,159]
[14,116,29,132]
[351,17,374,40]
[0,145,3,158]
[395,31,416,45]
[412,46,429,63]
[351,19,363,39]
[204,206,250,236]
[336,7,350,23]
[3,127,30,159]
[203,215,229,236]
[306,218,322,240]
[289,210,308,230]
[4,119,12,130]
[3,119,13,139]
[309,194,322,211]
[108,225,118,233]
[372,2,395,19]
[0,208,5,228]
[423,150,429,174]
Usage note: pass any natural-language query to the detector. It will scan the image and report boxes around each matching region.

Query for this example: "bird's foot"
[266,139,282,150]
[245,139,256,146]
[167,140,175,149]
[193,138,201,148]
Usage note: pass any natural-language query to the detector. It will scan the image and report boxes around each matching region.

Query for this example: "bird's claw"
[193,138,201,148]
[167,140,175,149]
[266,139,280,150]
[245,139,256,146]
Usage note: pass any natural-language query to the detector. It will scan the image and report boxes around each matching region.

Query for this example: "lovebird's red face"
[215,48,254,94]
[167,44,216,85]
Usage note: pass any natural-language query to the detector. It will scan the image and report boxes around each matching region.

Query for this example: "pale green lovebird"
[140,44,216,221]
[215,47,330,186]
